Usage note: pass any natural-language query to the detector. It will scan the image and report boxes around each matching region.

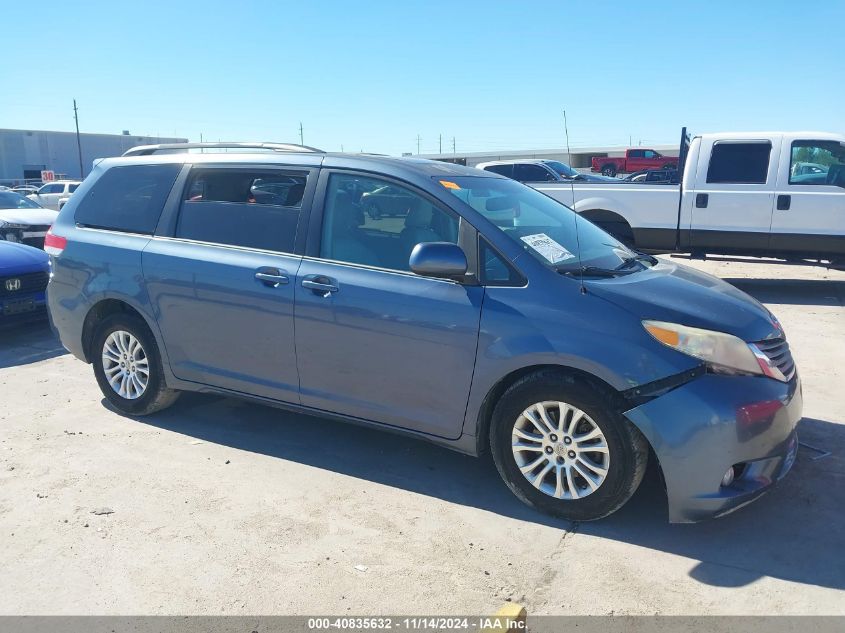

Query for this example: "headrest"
[486,196,518,212]
[404,204,433,228]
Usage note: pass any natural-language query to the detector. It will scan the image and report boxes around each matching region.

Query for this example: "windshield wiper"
[559,266,637,278]
[614,253,657,271]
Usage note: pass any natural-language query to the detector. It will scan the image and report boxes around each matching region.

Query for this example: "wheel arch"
[473,364,629,459]
[81,298,157,364]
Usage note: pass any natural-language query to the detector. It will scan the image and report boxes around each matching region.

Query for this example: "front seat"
[400,204,442,257]
[329,190,381,267]
[826,164,845,188]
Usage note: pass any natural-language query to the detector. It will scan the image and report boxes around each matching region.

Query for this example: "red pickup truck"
[591,149,679,177]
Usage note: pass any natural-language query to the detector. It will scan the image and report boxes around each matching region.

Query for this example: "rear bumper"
[624,372,803,523]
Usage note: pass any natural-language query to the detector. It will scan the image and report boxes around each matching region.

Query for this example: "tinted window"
[513,164,555,182]
[483,164,513,178]
[789,140,845,188]
[41,183,63,194]
[706,142,771,184]
[480,238,523,285]
[628,150,644,158]
[321,173,459,272]
[68,184,80,193]
[176,169,306,252]
[643,150,657,159]
[75,164,180,234]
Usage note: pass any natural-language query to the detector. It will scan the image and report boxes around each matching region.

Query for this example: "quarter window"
[706,142,771,184]
[320,173,459,272]
[74,164,181,234]
[789,140,845,188]
[176,169,307,252]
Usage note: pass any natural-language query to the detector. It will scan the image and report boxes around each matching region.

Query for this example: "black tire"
[601,165,617,177]
[490,370,648,521]
[592,219,635,247]
[92,312,180,416]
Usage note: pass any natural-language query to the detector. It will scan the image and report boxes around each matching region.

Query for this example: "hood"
[0,207,59,226]
[586,259,779,343]
[0,240,49,274]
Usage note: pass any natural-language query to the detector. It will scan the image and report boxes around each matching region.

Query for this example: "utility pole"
[299,122,304,145]
[73,99,84,178]
[416,134,421,154]
[451,137,456,154]
[439,134,442,154]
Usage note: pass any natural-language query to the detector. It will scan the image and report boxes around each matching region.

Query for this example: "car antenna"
[563,109,586,295]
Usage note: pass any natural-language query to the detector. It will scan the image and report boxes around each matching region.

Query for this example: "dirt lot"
[1,256,843,615]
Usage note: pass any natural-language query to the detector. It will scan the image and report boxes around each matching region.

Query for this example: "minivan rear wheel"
[490,371,648,521]
[92,313,180,416]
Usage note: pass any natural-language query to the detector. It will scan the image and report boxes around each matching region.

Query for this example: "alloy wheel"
[102,330,149,400]
[511,401,610,499]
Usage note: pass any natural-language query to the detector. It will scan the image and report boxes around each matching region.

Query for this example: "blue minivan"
[46,142,801,522]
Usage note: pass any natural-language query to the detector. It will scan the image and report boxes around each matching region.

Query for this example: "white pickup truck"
[530,130,845,267]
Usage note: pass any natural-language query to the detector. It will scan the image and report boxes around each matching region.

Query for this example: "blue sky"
[2,1,842,155]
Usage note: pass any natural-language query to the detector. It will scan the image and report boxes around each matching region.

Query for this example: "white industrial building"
[416,143,678,169]
[0,128,187,184]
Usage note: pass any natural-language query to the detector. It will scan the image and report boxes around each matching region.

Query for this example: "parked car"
[0,240,49,326]
[592,149,679,177]
[27,180,82,211]
[476,159,617,183]
[0,191,58,249]
[47,141,801,523]
[11,185,40,196]
[359,184,418,218]
[532,130,845,267]
[624,169,680,184]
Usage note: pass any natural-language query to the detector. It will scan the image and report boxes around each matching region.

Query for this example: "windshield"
[438,176,643,274]
[544,161,579,178]
[0,192,42,209]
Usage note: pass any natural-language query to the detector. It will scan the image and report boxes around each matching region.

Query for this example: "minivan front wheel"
[92,313,180,416]
[490,372,648,521]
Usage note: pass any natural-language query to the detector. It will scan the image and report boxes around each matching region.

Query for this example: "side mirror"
[409,242,467,280]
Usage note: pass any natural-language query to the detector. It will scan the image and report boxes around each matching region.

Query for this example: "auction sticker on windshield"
[520,233,575,264]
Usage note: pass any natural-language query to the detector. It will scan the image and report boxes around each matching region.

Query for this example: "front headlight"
[642,320,780,379]
[0,222,27,243]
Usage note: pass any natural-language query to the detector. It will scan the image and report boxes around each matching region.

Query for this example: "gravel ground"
[0,255,843,615]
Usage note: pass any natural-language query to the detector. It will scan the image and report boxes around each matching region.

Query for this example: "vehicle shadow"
[0,321,66,369]
[722,278,845,307]
[131,394,845,592]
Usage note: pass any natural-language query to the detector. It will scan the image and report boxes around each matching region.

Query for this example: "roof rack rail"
[122,142,324,157]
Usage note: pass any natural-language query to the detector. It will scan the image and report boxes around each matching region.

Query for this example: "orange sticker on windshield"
[439,180,461,190]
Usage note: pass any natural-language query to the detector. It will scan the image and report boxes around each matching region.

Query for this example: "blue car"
[0,240,49,326]
[46,142,802,523]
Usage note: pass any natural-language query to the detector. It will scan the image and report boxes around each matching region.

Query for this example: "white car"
[0,191,58,249]
[27,180,81,211]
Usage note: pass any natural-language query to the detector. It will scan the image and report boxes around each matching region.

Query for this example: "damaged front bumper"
[624,372,802,523]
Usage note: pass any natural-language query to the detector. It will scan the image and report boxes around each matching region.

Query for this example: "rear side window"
[706,142,771,184]
[514,164,555,182]
[75,164,180,234]
[68,184,80,193]
[176,168,306,253]
[483,164,514,178]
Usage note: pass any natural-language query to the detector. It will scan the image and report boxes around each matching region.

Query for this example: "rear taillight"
[44,226,67,256]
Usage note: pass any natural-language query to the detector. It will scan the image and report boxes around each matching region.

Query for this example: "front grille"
[23,236,46,249]
[0,271,49,298]
[754,336,796,381]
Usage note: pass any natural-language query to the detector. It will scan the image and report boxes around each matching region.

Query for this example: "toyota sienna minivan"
[46,142,802,523]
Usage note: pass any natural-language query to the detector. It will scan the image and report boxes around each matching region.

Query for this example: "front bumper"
[624,372,802,523]
[0,290,48,327]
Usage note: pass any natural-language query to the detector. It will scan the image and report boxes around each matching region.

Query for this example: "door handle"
[302,275,339,295]
[695,193,709,208]
[777,194,791,210]
[255,268,289,287]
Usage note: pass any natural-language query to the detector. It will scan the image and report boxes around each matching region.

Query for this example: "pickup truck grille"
[0,271,49,298]
[754,337,796,382]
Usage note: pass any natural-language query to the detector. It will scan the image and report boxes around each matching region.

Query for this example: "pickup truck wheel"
[490,371,648,521]
[601,165,617,177]
[92,313,180,416]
